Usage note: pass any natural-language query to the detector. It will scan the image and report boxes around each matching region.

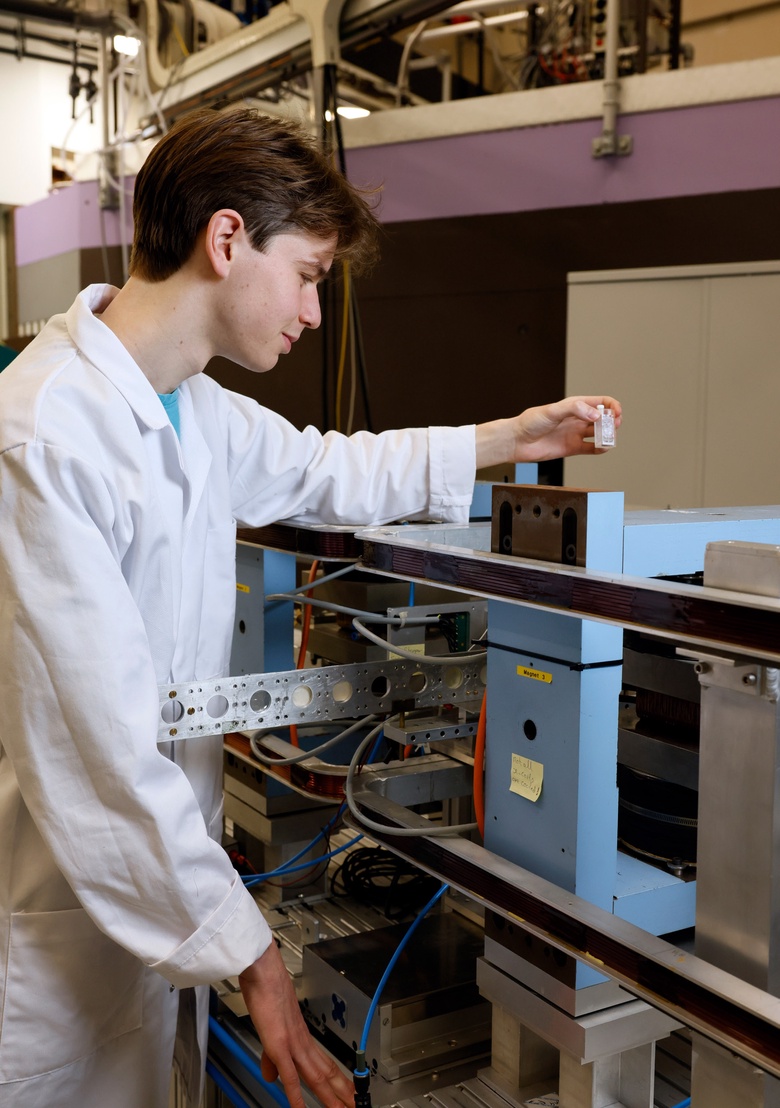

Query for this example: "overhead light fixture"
[324,106,371,121]
[113,34,141,57]
[337,106,370,119]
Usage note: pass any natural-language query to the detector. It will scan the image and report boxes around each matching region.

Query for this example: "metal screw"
[743,672,758,686]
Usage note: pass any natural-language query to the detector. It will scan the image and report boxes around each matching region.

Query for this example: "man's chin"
[245,357,277,374]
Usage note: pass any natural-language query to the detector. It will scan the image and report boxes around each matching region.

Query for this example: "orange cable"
[289,560,320,748]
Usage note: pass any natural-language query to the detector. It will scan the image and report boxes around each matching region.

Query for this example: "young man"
[0,106,621,1108]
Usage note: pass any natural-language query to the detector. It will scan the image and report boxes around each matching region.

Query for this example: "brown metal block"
[491,484,596,566]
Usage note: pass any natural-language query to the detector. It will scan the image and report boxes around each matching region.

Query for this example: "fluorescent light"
[337,106,370,119]
[113,34,141,57]
[324,106,371,122]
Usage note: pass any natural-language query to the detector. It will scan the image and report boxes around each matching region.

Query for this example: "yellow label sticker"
[389,642,426,661]
[236,583,250,594]
[517,665,552,684]
[510,753,544,803]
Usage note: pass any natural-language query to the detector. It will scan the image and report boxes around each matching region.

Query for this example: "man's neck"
[98,274,212,393]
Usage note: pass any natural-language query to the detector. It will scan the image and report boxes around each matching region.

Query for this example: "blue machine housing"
[484,501,780,992]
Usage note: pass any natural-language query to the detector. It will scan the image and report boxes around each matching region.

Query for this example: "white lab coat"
[0,285,476,1107]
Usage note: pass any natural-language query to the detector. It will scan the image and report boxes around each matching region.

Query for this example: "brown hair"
[129,106,380,282]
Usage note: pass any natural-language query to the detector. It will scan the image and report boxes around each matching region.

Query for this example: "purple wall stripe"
[345,96,780,223]
[15,178,134,269]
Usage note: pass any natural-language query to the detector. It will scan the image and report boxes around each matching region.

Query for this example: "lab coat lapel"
[177,386,212,536]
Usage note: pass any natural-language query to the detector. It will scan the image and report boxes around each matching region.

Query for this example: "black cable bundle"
[331,846,440,921]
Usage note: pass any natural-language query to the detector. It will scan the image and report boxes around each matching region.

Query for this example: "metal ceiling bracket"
[592,131,633,158]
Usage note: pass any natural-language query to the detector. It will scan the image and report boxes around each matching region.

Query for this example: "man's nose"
[300,285,322,329]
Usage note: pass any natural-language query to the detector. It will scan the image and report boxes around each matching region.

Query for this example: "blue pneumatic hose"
[208,1015,289,1108]
[353,882,449,1108]
[242,833,363,888]
[205,1058,254,1108]
[360,882,449,1054]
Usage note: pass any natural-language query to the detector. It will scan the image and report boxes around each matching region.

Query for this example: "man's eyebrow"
[303,259,330,279]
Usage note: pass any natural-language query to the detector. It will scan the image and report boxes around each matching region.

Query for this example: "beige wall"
[683,0,780,67]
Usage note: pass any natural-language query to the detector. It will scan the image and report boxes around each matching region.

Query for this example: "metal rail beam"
[347,772,780,1079]
[358,531,780,664]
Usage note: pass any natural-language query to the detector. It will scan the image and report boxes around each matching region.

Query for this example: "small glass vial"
[594,404,616,449]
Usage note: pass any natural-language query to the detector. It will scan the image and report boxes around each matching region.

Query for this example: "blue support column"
[483,489,624,991]
[231,544,296,676]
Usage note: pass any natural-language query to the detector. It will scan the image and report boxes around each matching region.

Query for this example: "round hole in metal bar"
[161,700,184,724]
[332,680,353,704]
[443,666,464,690]
[291,684,313,708]
[250,689,272,712]
[206,694,230,719]
[409,671,427,693]
[371,675,391,698]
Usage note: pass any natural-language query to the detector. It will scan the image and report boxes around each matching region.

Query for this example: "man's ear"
[204,209,244,277]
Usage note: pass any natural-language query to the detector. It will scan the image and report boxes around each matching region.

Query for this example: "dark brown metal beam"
[359,536,780,663]
[347,779,780,1079]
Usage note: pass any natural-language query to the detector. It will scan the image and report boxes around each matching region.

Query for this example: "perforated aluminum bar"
[158,657,485,741]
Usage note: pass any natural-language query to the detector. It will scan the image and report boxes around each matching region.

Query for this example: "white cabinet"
[564,261,780,510]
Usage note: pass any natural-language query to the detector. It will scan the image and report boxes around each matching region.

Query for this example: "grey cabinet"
[564,260,780,509]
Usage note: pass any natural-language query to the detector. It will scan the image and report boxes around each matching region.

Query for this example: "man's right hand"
[239,940,355,1108]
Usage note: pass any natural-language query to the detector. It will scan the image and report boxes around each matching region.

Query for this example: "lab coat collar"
[67,285,213,524]
[66,284,172,434]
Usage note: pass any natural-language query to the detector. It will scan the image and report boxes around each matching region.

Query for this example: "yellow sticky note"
[236,583,250,594]
[389,642,425,660]
[510,753,544,802]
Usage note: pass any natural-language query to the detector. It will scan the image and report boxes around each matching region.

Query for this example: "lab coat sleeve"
[221,392,477,527]
[0,441,270,987]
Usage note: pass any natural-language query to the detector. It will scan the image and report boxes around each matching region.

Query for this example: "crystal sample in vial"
[594,404,616,449]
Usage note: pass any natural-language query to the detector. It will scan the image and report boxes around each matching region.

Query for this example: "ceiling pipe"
[0,0,119,33]
[137,0,460,115]
[420,10,530,40]
[138,0,307,94]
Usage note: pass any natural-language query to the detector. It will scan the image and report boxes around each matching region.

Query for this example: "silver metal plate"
[384,710,479,745]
